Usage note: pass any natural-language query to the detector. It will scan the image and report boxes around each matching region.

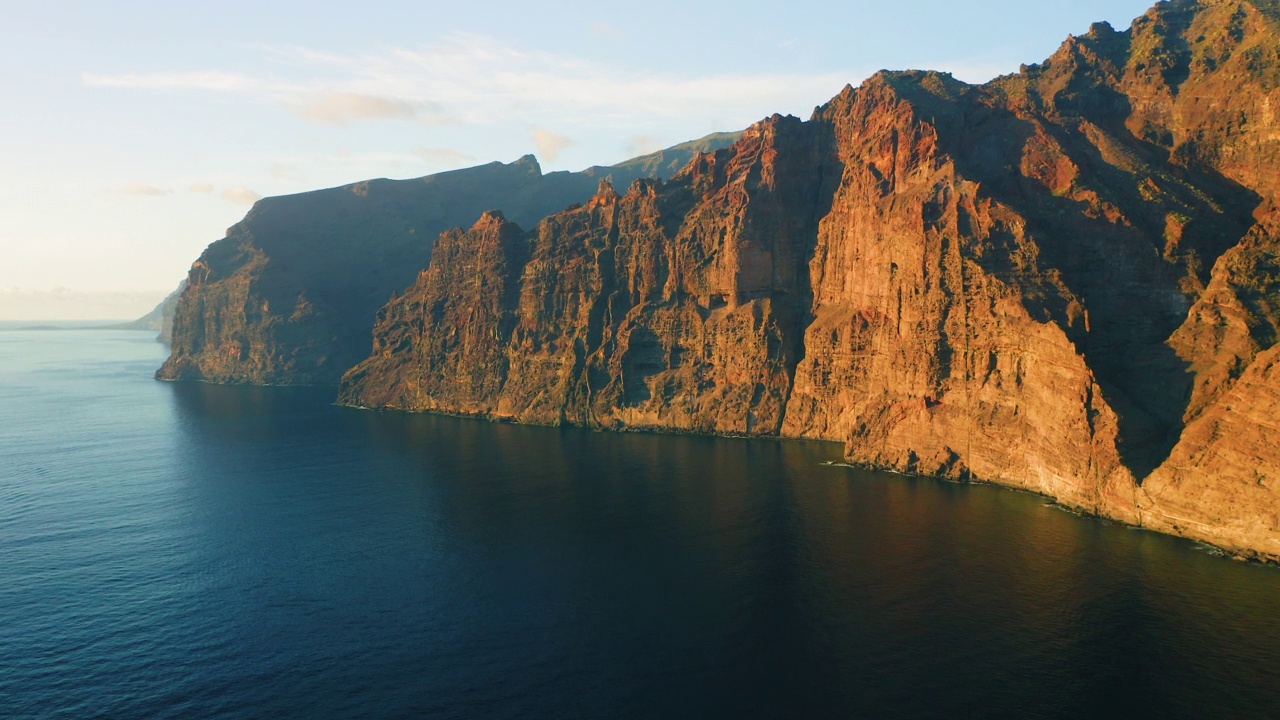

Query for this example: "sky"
[0,0,1158,320]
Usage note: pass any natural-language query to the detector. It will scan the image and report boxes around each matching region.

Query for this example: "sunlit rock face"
[342,117,829,438]
[339,0,1280,560]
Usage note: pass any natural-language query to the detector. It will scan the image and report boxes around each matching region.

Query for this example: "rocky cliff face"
[340,0,1280,559]
[340,117,832,435]
[157,134,741,385]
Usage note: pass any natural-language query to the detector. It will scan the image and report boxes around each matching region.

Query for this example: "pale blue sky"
[0,0,1156,319]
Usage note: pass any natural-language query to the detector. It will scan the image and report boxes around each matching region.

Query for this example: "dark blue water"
[2,327,1279,719]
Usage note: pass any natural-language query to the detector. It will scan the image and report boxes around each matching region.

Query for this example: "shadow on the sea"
[158,376,1280,717]
[350,408,843,541]
[166,381,342,446]
[168,380,337,415]
[354,409,1280,715]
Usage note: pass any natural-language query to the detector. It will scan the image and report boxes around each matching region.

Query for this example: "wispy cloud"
[122,183,171,196]
[530,127,572,163]
[288,91,447,125]
[187,182,215,194]
[81,35,1022,143]
[221,187,262,205]
[625,135,664,157]
[83,33,859,133]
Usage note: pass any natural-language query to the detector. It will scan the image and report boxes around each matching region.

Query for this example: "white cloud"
[82,36,1020,141]
[530,127,572,163]
[625,135,664,157]
[83,33,859,134]
[221,187,262,205]
[187,182,215,194]
[122,183,171,196]
[289,91,446,125]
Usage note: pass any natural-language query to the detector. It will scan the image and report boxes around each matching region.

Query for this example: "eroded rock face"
[341,0,1280,559]
[340,116,834,436]
[1140,343,1280,559]
[783,73,1141,515]
[158,133,743,385]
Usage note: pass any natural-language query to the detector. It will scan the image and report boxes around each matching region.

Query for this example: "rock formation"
[338,0,1280,560]
[340,117,829,434]
[156,134,741,385]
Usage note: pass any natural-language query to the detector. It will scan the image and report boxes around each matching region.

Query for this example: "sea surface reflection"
[2,328,1278,719]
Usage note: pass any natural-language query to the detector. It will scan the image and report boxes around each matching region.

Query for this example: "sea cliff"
[337,0,1280,560]
[158,136,741,385]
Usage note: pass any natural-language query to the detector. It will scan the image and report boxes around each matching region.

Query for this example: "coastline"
[333,396,1280,566]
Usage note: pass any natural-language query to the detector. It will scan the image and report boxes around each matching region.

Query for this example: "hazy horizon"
[2,0,1155,320]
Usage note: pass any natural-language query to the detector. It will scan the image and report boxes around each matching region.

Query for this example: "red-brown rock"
[339,0,1280,560]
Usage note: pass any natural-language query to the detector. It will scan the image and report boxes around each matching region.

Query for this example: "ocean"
[2,326,1278,719]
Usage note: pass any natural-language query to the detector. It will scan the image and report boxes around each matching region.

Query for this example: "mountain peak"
[587,179,619,208]
[1087,20,1117,37]
[512,154,542,176]
[472,209,508,230]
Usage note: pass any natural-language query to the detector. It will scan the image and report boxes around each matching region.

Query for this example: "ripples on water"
[1,327,1278,719]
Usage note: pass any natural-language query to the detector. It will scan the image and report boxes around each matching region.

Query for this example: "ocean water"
[1,327,1278,720]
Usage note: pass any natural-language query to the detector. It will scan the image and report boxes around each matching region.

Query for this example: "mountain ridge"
[335,0,1280,560]
[154,0,1280,559]
[156,132,742,385]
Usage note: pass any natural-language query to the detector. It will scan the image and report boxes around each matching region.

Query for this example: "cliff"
[122,280,185,343]
[340,0,1280,559]
[157,133,741,385]
[340,117,830,434]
